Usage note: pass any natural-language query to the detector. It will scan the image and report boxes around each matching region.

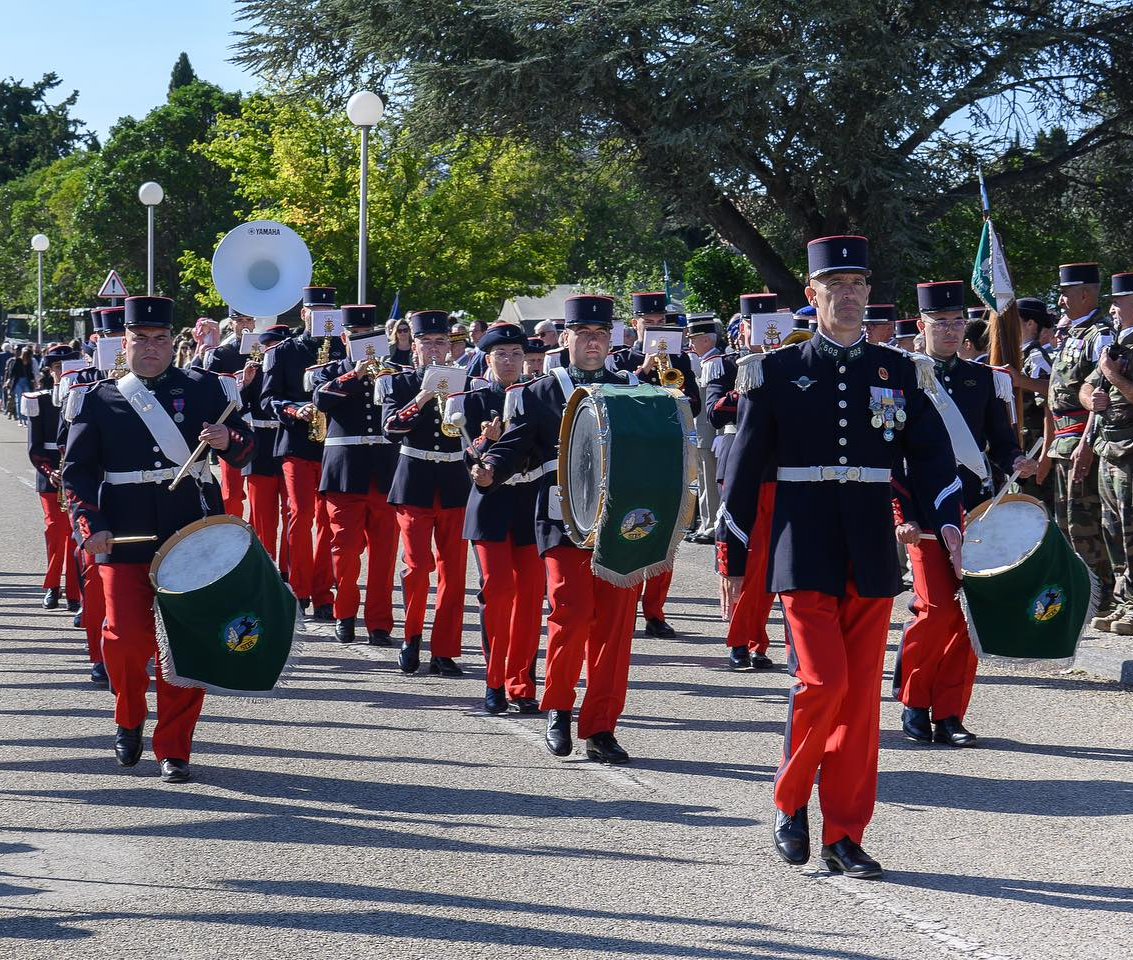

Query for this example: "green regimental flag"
[971,217,1015,312]
[154,533,299,695]
[962,517,1095,662]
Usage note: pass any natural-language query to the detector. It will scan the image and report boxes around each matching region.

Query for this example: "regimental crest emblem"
[620,508,658,541]
[1031,585,1065,623]
[223,613,262,653]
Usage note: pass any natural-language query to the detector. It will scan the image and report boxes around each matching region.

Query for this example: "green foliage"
[168,53,198,95]
[187,93,575,317]
[0,74,94,185]
[683,245,760,320]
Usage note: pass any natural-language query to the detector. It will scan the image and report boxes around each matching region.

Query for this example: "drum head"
[566,398,603,541]
[962,496,1048,576]
[153,518,251,592]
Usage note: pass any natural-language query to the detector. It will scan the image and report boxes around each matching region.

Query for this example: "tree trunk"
[704,193,807,306]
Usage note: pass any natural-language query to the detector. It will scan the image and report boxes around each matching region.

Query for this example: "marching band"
[16,219,1126,882]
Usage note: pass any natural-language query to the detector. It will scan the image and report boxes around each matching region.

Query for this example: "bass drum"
[558,383,696,586]
[149,514,299,694]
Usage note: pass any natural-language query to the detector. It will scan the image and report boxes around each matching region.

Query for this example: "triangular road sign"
[97,269,129,299]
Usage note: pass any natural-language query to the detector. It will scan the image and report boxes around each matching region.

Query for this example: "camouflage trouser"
[1099,456,1133,603]
[1053,457,1115,605]
[1018,469,1055,514]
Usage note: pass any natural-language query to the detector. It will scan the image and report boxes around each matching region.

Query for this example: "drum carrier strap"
[116,372,215,484]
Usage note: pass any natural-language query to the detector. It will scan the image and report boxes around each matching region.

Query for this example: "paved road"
[0,416,1129,959]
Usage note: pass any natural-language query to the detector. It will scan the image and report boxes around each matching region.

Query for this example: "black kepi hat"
[686,313,717,336]
[101,306,126,334]
[524,337,549,355]
[341,304,376,329]
[478,322,527,352]
[864,304,898,324]
[1109,273,1133,299]
[895,317,920,339]
[807,236,869,278]
[1059,263,1100,287]
[303,286,337,306]
[739,293,777,316]
[124,296,174,328]
[916,281,965,314]
[965,306,986,320]
[409,310,450,337]
[564,295,614,328]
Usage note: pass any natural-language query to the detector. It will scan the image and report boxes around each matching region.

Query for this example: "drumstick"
[976,437,1045,526]
[168,400,237,492]
[107,534,160,545]
[446,412,482,464]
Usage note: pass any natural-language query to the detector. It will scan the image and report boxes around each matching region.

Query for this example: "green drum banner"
[960,494,1095,662]
[560,384,696,588]
[150,516,300,694]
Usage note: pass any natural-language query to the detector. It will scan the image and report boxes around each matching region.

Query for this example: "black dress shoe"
[399,636,421,674]
[72,608,83,629]
[693,533,714,544]
[821,837,883,879]
[643,618,676,638]
[728,647,752,670]
[67,599,81,613]
[313,603,334,621]
[334,618,356,644]
[429,656,463,677]
[901,706,933,743]
[545,709,572,757]
[751,651,773,669]
[585,731,630,764]
[773,806,810,865]
[298,597,311,613]
[933,715,978,747]
[160,758,192,783]
[90,661,109,689]
[368,629,393,647]
[114,723,143,767]
[508,697,542,715]
[484,686,508,714]
[42,588,60,610]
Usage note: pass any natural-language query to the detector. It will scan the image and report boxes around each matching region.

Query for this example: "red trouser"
[98,563,205,761]
[78,551,105,663]
[247,473,286,563]
[474,538,545,699]
[726,482,776,653]
[282,456,333,605]
[39,493,79,601]
[775,582,892,845]
[219,459,246,518]
[641,570,672,621]
[542,545,641,739]
[895,538,977,720]
[395,497,467,656]
[326,483,399,631]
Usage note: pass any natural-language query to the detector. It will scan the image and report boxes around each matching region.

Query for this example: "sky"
[1,0,260,141]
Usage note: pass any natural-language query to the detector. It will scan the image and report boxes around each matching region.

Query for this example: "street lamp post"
[30,234,49,346]
[346,91,385,304]
[138,181,164,295]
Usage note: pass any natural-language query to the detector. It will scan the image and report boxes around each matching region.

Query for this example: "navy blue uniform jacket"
[314,358,398,495]
[260,333,345,461]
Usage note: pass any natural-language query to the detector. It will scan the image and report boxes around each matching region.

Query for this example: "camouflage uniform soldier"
[1083,273,1133,633]
[1048,262,1115,610]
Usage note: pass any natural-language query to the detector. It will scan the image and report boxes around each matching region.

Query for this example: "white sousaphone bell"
[211,219,313,319]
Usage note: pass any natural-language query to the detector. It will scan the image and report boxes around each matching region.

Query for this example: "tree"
[181,93,574,318]
[683,244,760,320]
[74,80,243,323]
[0,74,95,185]
[235,0,1133,304]
[168,53,198,95]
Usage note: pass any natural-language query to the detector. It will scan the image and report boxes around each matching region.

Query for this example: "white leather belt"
[325,435,390,447]
[777,466,891,484]
[104,463,211,485]
[43,442,59,450]
[251,419,279,429]
[504,464,545,486]
[399,446,463,463]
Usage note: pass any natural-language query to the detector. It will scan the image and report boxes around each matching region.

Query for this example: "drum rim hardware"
[148,514,254,592]
[558,385,611,549]
[960,492,1047,578]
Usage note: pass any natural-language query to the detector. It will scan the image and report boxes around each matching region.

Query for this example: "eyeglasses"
[922,318,966,331]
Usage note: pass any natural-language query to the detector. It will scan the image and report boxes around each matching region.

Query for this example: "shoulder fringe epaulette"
[544,351,563,372]
[64,382,92,422]
[215,372,241,407]
[604,354,618,373]
[992,367,1017,423]
[19,393,40,419]
[890,348,939,396]
[503,382,525,421]
[700,355,725,385]
[443,392,467,425]
[734,352,766,394]
[376,371,397,400]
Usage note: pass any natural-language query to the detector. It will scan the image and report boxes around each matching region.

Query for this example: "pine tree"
[168,53,197,95]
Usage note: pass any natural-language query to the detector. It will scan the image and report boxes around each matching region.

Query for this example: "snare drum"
[150,515,299,694]
[960,493,1094,660]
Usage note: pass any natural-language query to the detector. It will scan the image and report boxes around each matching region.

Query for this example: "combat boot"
[1091,601,1127,632]
[1111,606,1133,636]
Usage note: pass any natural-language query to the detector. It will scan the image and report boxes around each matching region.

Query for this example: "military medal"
[895,408,906,423]
[173,398,186,423]
[871,414,883,428]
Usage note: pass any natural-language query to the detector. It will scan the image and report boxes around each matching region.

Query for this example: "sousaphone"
[211,219,313,319]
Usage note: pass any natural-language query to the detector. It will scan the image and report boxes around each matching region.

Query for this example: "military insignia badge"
[620,508,658,542]
[791,376,817,391]
[878,367,889,381]
[1031,585,1065,623]
[223,613,262,653]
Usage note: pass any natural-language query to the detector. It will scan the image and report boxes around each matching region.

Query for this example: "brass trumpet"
[654,336,684,389]
[431,365,462,438]
[307,316,334,442]
[357,343,398,379]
